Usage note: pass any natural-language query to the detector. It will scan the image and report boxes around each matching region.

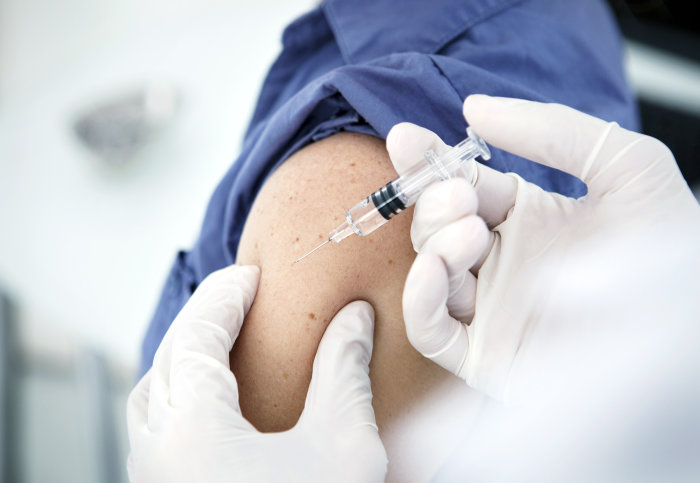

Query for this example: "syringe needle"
[294,239,330,264]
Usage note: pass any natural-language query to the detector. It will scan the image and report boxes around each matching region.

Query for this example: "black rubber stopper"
[371,182,406,220]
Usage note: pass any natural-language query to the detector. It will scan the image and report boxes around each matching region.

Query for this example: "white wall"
[0,0,314,372]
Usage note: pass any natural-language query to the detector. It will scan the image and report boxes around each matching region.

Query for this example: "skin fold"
[231,132,477,481]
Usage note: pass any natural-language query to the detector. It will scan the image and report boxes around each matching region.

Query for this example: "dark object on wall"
[607,0,700,186]
[639,100,700,186]
[73,83,179,165]
[1,292,20,483]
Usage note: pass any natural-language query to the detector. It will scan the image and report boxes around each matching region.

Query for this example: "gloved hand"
[127,265,387,483]
[388,95,700,401]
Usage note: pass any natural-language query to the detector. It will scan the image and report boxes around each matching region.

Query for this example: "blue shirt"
[139,0,638,375]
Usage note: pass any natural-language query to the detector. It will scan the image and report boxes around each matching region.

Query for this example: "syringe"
[294,127,491,264]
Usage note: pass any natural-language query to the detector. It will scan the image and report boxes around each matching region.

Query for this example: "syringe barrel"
[341,128,490,239]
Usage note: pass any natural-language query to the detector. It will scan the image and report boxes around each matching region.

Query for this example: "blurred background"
[0,1,698,482]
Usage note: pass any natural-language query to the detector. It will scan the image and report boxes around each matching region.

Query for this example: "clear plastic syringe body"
[328,127,491,244]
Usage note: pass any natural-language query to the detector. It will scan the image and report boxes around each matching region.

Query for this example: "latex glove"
[127,265,387,483]
[388,95,700,401]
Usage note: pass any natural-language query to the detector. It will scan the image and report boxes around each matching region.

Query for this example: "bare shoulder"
[231,133,474,481]
[232,131,418,423]
[230,132,471,480]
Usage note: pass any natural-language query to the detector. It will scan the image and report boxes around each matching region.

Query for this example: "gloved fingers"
[463,95,636,198]
[418,214,490,286]
[446,270,477,324]
[411,177,479,250]
[411,180,487,321]
[403,253,469,379]
[145,265,259,430]
[386,122,451,177]
[472,162,519,228]
[168,265,260,412]
[302,300,379,432]
[172,264,260,349]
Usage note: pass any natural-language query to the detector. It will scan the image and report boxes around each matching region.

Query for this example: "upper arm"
[230,132,473,477]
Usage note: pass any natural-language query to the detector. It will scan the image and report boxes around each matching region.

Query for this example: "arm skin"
[230,132,478,481]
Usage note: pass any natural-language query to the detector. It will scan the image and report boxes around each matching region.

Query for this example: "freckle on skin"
[295,237,299,242]
[318,234,323,239]
[308,312,316,320]
[388,259,393,265]
[283,372,289,380]
[350,162,356,167]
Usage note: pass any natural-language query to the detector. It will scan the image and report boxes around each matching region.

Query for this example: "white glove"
[388,95,700,401]
[127,265,387,483]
